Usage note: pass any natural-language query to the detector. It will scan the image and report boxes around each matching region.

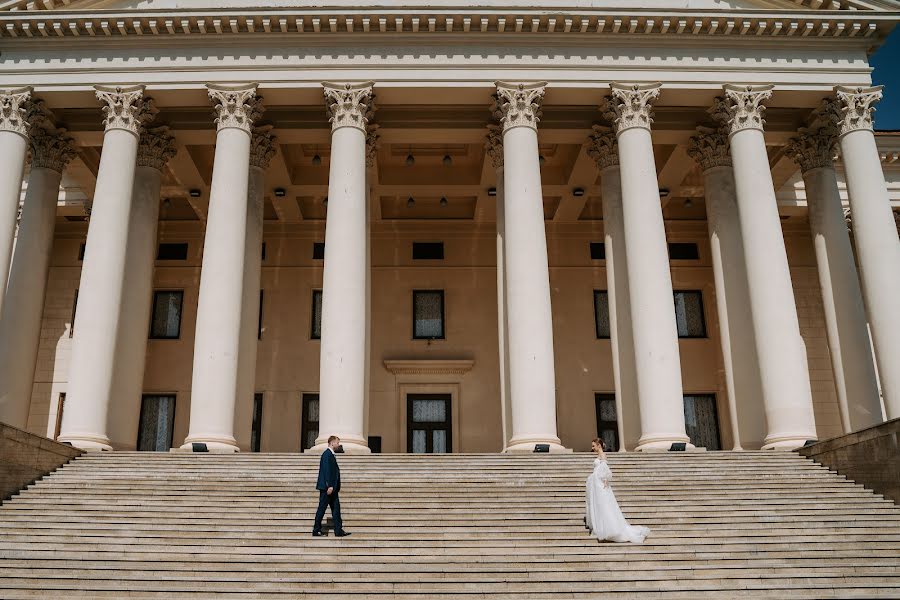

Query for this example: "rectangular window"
[301,393,320,451]
[311,290,323,340]
[590,242,606,260]
[412,242,444,260]
[136,394,176,451]
[683,394,721,451]
[258,290,264,340]
[150,291,184,339]
[413,290,445,340]
[69,289,78,338]
[251,393,263,452]
[54,392,66,440]
[674,291,707,338]
[312,242,325,260]
[593,290,611,339]
[594,393,619,452]
[668,242,699,261]
[77,242,86,261]
[156,243,189,261]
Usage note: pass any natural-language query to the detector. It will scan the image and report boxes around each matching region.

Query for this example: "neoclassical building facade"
[0,0,897,454]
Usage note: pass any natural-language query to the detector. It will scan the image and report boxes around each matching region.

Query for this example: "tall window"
[593,290,610,339]
[594,393,619,452]
[150,291,184,339]
[413,290,445,339]
[301,393,319,451]
[258,290,264,340]
[251,393,263,452]
[683,394,721,450]
[69,289,78,338]
[54,392,66,440]
[311,290,323,340]
[137,395,176,451]
[674,291,706,338]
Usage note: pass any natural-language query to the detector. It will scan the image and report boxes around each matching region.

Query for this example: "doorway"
[407,394,452,453]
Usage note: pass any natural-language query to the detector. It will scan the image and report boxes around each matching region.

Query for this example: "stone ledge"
[0,421,83,503]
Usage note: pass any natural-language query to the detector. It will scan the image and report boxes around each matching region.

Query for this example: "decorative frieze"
[603,83,661,134]
[586,125,619,170]
[484,125,503,170]
[136,126,177,171]
[711,84,774,136]
[249,126,277,170]
[323,82,375,132]
[30,126,76,173]
[831,86,882,136]
[493,82,546,133]
[208,84,262,134]
[0,87,33,138]
[95,85,154,136]
[688,127,732,172]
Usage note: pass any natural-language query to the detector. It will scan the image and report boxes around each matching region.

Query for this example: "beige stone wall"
[27,217,843,452]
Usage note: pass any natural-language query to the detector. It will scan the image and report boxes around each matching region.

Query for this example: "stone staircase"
[0,451,898,598]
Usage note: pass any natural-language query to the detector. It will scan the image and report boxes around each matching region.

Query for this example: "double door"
[407,394,452,454]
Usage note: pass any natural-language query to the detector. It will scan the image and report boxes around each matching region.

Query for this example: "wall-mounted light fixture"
[189,189,202,198]
[659,187,671,198]
[573,187,585,197]
[487,187,497,197]
[274,188,286,197]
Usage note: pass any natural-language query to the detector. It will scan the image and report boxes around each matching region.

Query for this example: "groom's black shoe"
[312,531,326,537]
[335,530,352,537]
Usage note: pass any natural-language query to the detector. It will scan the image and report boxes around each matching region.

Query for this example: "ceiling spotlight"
[407,196,415,208]
[487,187,497,197]
[573,187,585,197]
[312,154,322,166]
[440,196,448,207]
[162,198,171,208]
[274,188,286,198]
[538,155,546,166]
[442,154,452,167]
[189,189,202,198]
[406,153,415,166]
[684,198,693,208]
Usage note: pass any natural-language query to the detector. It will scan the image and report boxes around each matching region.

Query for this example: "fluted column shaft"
[182,84,261,452]
[0,127,75,428]
[715,84,817,449]
[493,82,563,452]
[606,83,689,451]
[59,85,150,450]
[831,86,900,420]
[314,82,375,454]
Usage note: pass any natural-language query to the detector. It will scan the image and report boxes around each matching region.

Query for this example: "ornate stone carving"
[207,84,262,133]
[95,85,154,136]
[323,82,375,132]
[688,127,732,172]
[493,82,546,133]
[586,125,619,170]
[485,125,504,169]
[249,126,276,169]
[136,126,177,171]
[30,126,76,173]
[602,82,661,134]
[830,86,882,136]
[786,129,836,173]
[711,84,774,135]
[0,87,33,138]
[365,125,380,168]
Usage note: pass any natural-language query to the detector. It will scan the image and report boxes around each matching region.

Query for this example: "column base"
[504,435,570,454]
[180,434,240,452]
[762,432,817,451]
[310,435,370,454]
[56,433,113,451]
[635,433,695,452]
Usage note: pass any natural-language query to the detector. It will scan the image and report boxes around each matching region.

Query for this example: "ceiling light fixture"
[684,198,693,208]
[322,196,328,206]
[538,155,546,166]
[312,154,322,166]
[189,189,202,198]
[443,155,452,167]
[659,187,671,198]
[406,153,415,166]
[487,187,497,197]
[407,196,415,208]
[274,188,286,197]
[440,196,448,207]
[573,187,585,197]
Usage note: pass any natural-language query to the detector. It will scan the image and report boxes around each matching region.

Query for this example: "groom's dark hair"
[328,435,339,444]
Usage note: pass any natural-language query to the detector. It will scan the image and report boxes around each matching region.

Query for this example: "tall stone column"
[59,86,153,450]
[587,127,639,450]
[485,126,513,451]
[493,82,564,453]
[786,123,882,432]
[605,83,690,451]
[182,84,262,452]
[105,127,177,450]
[314,82,375,454]
[0,87,34,309]
[829,86,900,420]
[713,84,817,449]
[688,128,766,450]
[0,125,75,429]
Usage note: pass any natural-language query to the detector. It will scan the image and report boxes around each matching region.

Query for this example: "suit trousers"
[313,490,342,533]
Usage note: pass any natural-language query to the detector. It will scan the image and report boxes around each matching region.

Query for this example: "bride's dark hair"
[592,438,606,451]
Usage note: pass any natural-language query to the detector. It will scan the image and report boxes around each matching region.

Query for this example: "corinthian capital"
[786,129,836,173]
[485,125,504,169]
[688,127,732,172]
[207,84,262,133]
[249,126,277,170]
[323,82,375,132]
[0,87,33,138]
[587,125,619,170]
[30,126,76,173]
[603,83,661,134]
[137,126,177,171]
[711,84,774,136]
[365,125,380,168]
[830,86,882,136]
[493,81,546,133]
[95,85,154,136]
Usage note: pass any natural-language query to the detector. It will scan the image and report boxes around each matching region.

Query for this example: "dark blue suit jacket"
[316,449,341,492]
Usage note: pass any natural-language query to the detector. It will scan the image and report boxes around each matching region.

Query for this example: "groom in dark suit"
[312,435,351,537]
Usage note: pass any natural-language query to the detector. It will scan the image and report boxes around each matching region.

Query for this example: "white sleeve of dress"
[599,462,612,487]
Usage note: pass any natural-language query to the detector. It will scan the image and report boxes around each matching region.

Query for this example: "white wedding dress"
[585,457,650,543]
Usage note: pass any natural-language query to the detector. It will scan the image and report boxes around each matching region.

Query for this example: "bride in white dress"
[585,438,650,543]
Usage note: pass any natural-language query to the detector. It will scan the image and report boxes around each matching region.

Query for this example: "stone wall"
[799,418,900,504]
[0,422,82,502]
